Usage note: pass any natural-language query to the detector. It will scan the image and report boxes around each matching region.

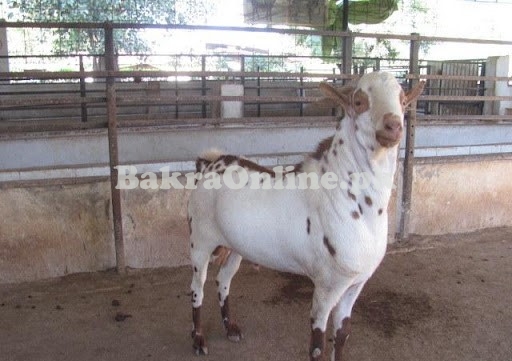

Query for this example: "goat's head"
[319,72,425,148]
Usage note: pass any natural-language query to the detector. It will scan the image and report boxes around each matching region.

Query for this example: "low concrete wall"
[408,156,512,235]
[0,182,115,282]
[1,154,511,283]
[122,184,192,269]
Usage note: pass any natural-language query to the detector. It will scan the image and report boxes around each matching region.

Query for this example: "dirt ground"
[1,227,511,361]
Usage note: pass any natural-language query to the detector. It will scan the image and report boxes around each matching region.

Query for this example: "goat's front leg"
[309,287,343,361]
[216,252,243,342]
[331,282,366,361]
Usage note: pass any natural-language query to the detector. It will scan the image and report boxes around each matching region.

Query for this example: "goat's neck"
[326,115,398,199]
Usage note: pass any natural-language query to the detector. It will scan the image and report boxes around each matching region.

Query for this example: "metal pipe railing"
[1,22,512,263]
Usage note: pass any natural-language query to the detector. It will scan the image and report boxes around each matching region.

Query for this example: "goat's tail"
[200,148,224,162]
[195,148,224,173]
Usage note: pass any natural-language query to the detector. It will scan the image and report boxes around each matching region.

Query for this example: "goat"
[187,71,425,361]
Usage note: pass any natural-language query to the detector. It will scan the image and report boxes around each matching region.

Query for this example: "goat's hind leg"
[190,249,210,355]
[216,252,243,342]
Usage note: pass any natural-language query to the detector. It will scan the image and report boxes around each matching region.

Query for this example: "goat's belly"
[215,189,311,275]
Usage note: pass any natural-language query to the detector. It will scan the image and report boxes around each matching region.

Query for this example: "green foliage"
[318,0,434,59]
[322,0,399,56]
[7,0,214,55]
[245,56,288,72]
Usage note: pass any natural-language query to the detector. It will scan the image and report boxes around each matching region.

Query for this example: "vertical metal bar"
[331,68,336,116]
[240,55,245,86]
[79,55,88,122]
[105,22,126,274]
[201,55,206,118]
[341,0,349,32]
[257,65,261,117]
[341,32,353,84]
[341,0,351,84]
[399,33,420,240]
[175,76,179,119]
[174,55,179,119]
[299,66,304,116]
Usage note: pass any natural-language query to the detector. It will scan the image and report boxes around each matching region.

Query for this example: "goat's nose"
[383,113,403,138]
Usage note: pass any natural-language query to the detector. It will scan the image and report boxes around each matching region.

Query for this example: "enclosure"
[0,17,511,361]
[1,23,511,283]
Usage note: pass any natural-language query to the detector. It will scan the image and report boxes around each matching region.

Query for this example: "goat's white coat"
[188,71,424,359]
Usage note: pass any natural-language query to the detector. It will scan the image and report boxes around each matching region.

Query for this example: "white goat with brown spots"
[187,71,424,361]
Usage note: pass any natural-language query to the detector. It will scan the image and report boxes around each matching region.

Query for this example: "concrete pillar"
[0,20,9,73]
[495,55,512,116]
[221,83,244,119]
[483,56,498,115]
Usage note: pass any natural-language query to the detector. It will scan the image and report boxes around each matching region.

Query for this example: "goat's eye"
[355,101,362,106]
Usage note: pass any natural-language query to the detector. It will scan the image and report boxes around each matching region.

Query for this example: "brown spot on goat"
[334,317,352,360]
[310,327,325,360]
[378,208,383,215]
[218,155,238,166]
[238,158,276,177]
[353,89,370,114]
[365,196,373,207]
[323,236,336,256]
[192,306,208,355]
[347,190,356,201]
[212,246,232,266]
[195,158,210,173]
[351,211,360,220]
[312,136,334,161]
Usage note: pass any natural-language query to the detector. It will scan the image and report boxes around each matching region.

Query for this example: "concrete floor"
[1,227,511,361]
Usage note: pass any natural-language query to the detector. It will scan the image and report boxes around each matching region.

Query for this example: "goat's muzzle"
[376,113,403,148]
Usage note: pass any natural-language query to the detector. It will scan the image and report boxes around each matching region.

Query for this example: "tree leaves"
[6,0,215,56]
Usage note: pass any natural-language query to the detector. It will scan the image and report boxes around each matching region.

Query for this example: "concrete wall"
[0,182,115,282]
[408,156,512,235]
[1,154,511,284]
[2,56,512,283]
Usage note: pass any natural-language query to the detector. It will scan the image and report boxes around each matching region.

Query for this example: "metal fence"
[1,23,512,130]
[1,22,512,270]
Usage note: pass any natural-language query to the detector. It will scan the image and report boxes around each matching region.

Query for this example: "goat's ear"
[318,83,353,110]
[405,80,425,105]
[313,97,339,110]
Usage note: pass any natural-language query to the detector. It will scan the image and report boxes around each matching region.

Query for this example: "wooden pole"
[105,22,126,274]
[341,0,352,83]
[398,33,420,240]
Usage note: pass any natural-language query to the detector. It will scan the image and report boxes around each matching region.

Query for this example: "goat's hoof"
[226,322,243,342]
[310,347,323,361]
[194,345,208,356]
[192,332,208,356]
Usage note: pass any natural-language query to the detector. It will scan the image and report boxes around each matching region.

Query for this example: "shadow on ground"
[1,227,511,361]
